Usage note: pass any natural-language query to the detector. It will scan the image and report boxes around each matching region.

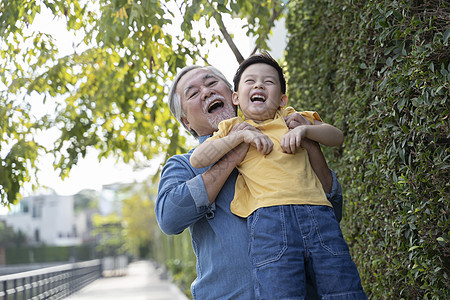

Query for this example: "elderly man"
[155,65,343,299]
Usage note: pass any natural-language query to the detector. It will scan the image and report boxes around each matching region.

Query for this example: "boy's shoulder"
[280,106,297,117]
[219,116,242,126]
[281,107,322,123]
[209,116,243,139]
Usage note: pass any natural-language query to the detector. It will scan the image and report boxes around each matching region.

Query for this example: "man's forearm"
[202,158,235,204]
[302,138,332,193]
[202,142,249,203]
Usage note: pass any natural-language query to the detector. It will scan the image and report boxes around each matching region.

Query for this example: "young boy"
[190,52,366,299]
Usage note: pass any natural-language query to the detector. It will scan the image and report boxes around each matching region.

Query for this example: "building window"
[22,202,29,213]
[32,201,43,218]
[34,229,40,242]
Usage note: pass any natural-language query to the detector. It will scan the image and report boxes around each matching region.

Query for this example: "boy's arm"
[191,124,274,169]
[303,121,344,146]
[281,121,343,154]
[191,134,245,169]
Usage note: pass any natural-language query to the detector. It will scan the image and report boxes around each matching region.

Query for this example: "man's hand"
[220,142,249,167]
[284,113,311,129]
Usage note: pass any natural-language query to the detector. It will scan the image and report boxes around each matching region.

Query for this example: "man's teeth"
[208,101,224,113]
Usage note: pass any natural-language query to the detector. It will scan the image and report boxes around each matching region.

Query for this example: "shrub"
[286,0,449,298]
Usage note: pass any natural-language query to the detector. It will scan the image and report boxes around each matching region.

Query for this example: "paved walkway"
[67,260,189,300]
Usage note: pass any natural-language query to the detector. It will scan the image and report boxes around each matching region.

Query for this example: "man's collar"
[199,135,212,144]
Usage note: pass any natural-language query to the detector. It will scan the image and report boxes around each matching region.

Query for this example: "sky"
[4,3,287,201]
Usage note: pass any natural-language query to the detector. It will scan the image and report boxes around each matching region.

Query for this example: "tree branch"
[213,11,245,64]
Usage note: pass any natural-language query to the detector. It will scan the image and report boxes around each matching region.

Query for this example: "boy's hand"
[243,130,273,155]
[284,113,318,152]
[216,122,258,166]
[231,123,273,155]
[280,126,307,154]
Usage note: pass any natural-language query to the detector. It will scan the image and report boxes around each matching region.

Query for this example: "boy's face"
[232,63,287,123]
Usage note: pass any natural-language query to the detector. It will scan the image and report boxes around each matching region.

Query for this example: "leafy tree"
[0,0,290,207]
[0,222,27,247]
[122,182,158,258]
[92,213,127,256]
[74,189,99,213]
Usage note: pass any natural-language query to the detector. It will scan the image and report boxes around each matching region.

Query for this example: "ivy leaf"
[386,57,393,67]
[444,27,450,44]
[437,237,446,247]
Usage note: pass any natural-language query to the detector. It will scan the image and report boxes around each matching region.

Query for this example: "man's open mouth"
[207,100,224,113]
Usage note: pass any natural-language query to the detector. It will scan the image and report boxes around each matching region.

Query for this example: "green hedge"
[285,0,449,298]
[6,244,95,264]
[151,229,196,299]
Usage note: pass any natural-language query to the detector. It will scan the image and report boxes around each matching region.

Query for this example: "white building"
[0,194,91,246]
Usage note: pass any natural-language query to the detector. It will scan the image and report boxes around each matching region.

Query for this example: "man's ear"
[180,116,190,130]
[232,92,240,105]
[280,94,288,108]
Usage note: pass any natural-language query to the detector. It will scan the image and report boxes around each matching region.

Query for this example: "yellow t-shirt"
[208,107,331,217]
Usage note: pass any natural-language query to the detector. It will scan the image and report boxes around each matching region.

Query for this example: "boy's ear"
[280,94,288,108]
[232,92,240,105]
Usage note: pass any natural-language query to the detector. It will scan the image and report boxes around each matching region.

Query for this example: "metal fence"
[0,259,102,300]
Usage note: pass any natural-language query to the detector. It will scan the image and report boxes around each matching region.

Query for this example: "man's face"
[232,63,287,123]
[177,68,236,137]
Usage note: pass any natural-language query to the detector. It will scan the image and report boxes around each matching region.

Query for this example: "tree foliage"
[122,182,158,258]
[0,221,27,248]
[0,0,289,207]
[286,0,449,298]
[92,213,127,256]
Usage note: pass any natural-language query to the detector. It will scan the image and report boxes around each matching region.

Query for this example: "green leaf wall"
[285,0,449,298]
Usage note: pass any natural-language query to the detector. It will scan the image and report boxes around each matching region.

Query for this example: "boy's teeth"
[251,95,265,102]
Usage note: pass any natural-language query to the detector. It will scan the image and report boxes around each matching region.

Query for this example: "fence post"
[12,279,15,300]
[2,280,6,300]
[21,278,25,300]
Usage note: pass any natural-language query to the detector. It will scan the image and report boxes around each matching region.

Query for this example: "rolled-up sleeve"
[155,154,215,235]
[186,173,211,210]
[325,169,343,222]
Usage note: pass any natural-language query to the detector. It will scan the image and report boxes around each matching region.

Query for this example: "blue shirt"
[155,135,343,300]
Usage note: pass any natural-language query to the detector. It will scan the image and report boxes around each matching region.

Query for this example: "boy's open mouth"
[251,94,266,102]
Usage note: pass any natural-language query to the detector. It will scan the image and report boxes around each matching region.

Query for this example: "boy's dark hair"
[233,51,286,94]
